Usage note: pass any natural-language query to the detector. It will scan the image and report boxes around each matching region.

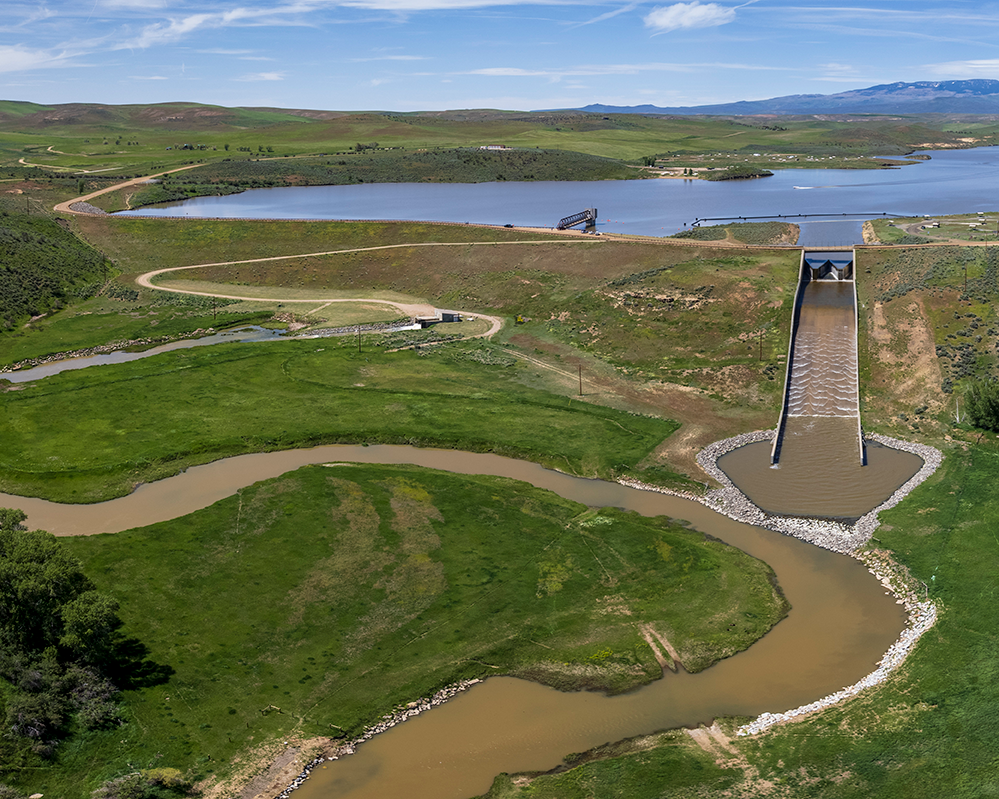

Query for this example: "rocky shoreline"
[69,201,109,215]
[620,427,943,736]
[268,680,481,799]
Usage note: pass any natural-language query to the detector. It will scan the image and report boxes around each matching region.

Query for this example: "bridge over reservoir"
[772,250,863,467]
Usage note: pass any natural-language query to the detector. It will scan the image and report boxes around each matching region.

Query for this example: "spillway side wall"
[851,269,865,465]
[770,250,808,464]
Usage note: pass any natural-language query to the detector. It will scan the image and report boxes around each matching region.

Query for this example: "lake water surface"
[118,147,999,245]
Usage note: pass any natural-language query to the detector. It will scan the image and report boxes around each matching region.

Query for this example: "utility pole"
[578,364,583,396]
[357,324,361,354]
[759,328,764,361]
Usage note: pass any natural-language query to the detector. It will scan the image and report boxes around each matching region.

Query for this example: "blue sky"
[5,0,999,111]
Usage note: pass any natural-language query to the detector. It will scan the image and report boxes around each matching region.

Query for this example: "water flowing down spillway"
[720,252,923,519]
[784,280,859,418]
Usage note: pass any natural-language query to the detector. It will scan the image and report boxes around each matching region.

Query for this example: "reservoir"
[117,147,999,243]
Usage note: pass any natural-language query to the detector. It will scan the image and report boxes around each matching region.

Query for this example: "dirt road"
[134,253,505,339]
[52,164,206,215]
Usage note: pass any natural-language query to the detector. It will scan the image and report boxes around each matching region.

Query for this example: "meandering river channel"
[0,444,906,799]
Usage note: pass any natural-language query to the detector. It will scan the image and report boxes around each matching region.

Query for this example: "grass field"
[4,102,997,181]
[0,336,678,503]
[3,462,788,798]
[67,216,799,480]
[483,443,999,798]
[0,293,270,368]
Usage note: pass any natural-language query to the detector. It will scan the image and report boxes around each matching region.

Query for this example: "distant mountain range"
[568,80,999,116]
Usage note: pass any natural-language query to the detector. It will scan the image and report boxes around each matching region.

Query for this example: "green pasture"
[0,461,787,797]
[4,103,998,178]
[74,216,799,404]
[72,217,562,276]
[0,337,678,503]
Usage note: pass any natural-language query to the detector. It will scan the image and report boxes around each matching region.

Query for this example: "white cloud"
[923,59,999,79]
[467,61,784,78]
[234,71,286,80]
[0,45,75,74]
[101,0,170,8]
[340,0,566,9]
[350,54,428,61]
[120,4,317,50]
[129,74,170,79]
[643,2,736,34]
[816,61,862,80]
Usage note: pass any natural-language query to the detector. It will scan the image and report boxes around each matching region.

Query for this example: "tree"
[0,529,92,654]
[965,377,999,430]
[60,591,122,665]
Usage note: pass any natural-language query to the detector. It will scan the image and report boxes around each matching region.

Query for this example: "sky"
[5,0,999,111]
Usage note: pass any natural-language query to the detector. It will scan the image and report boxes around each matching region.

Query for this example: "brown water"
[718,417,923,519]
[0,445,905,799]
[785,280,858,418]
[0,446,904,799]
[721,273,924,519]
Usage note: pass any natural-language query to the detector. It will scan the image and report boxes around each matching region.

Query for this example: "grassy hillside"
[69,216,796,478]
[4,101,998,181]
[856,245,999,438]
[0,204,111,329]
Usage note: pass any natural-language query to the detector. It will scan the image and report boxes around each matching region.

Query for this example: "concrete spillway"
[718,249,924,520]
[772,251,863,466]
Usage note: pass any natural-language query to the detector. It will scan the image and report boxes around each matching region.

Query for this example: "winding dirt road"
[134,249,509,339]
[52,163,206,214]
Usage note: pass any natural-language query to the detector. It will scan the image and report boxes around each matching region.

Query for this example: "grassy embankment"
[671,221,797,245]
[72,215,799,483]
[0,461,789,798]
[869,213,999,245]
[856,245,999,440]
[482,443,999,799]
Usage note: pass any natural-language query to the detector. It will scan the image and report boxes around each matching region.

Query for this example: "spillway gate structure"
[771,250,864,466]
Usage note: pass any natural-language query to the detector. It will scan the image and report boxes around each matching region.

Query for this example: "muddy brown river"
[0,444,906,799]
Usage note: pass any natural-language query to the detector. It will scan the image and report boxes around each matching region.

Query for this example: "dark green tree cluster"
[0,210,110,330]
[0,509,124,760]
[965,378,999,431]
